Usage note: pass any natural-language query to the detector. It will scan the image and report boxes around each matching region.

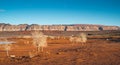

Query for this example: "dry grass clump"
[69,33,87,45]
[79,33,87,43]
[31,31,47,52]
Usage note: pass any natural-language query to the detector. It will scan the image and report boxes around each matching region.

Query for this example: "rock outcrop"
[0,23,119,31]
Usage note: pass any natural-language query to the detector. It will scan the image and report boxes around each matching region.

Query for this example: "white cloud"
[0,9,6,12]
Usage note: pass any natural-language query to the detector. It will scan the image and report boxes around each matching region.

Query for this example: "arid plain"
[0,31,120,65]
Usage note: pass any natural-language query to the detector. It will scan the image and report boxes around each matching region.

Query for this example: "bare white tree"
[31,31,47,52]
[3,39,11,57]
[4,44,11,56]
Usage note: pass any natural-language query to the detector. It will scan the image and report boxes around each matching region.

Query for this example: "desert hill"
[0,23,119,31]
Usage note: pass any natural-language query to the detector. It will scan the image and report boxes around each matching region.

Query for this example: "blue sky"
[0,0,120,26]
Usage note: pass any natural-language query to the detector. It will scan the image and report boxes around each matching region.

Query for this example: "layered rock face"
[0,23,119,31]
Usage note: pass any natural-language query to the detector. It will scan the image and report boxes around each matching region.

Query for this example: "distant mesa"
[0,23,119,31]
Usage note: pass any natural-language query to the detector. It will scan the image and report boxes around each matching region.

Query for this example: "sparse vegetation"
[31,31,47,52]
[79,33,87,43]
[69,33,87,45]
[0,31,120,65]
[4,44,11,57]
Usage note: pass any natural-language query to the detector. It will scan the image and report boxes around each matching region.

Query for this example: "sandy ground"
[0,38,120,65]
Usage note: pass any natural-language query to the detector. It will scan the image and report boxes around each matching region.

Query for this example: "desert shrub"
[49,36,55,39]
[69,33,87,44]
[79,33,87,43]
[69,36,81,45]
[31,31,47,52]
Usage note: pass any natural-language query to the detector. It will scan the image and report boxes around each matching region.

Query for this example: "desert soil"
[0,38,120,65]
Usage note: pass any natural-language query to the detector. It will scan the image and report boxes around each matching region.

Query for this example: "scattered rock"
[76,58,85,63]
[46,51,51,55]
[56,52,64,55]
[76,49,81,52]
[90,52,98,57]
